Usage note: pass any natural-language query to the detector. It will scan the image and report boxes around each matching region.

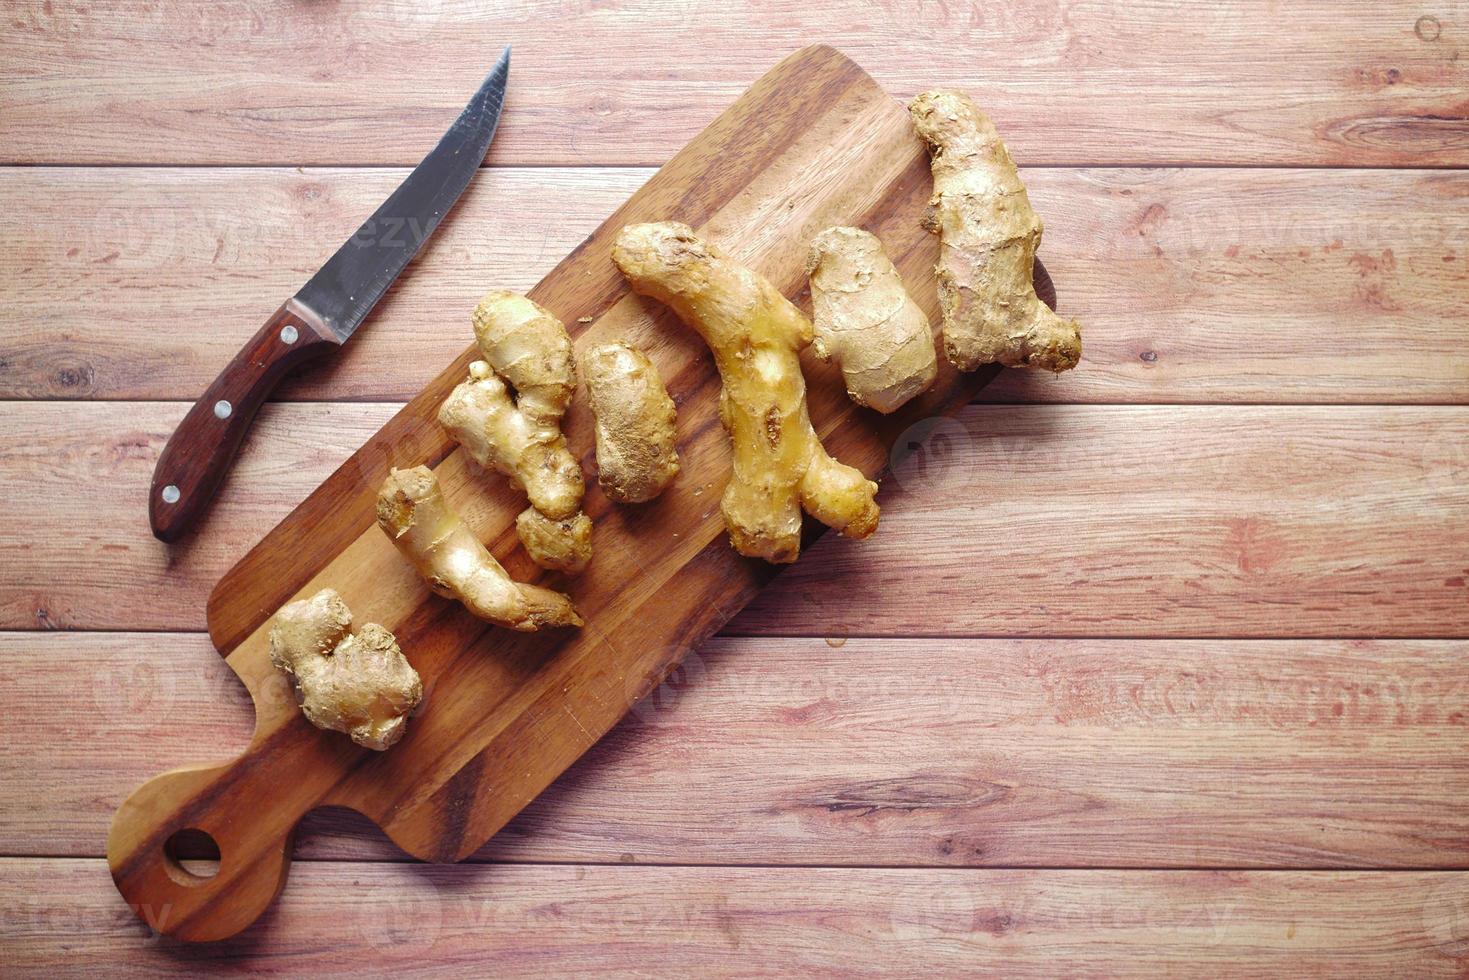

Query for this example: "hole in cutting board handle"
[163,827,222,884]
[110,759,303,941]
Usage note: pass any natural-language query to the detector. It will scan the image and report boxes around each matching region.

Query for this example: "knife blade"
[148,47,511,542]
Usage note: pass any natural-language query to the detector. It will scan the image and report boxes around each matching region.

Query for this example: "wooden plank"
[739,403,1469,637]
[0,401,397,631]
[4,165,1466,404]
[2,403,1464,635]
[5,859,1466,974]
[8,632,1469,869]
[0,167,648,401]
[5,3,1468,166]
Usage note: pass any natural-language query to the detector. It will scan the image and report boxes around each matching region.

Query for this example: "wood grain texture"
[739,403,1469,637]
[0,167,648,401]
[5,1,1468,167]
[5,0,1467,963]
[3,403,1463,635]
[0,401,397,632]
[7,860,1469,975]
[11,633,1469,868]
[5,166,1466,403]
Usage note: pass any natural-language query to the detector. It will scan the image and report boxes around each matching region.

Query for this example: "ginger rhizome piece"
[612,221,879,564]
[806,226,937,413]
[439,290,591,573]
[268,589,423,751]
[582,342,680,503]
[514,508,593,575]
[909,89,1081,373]
[376,466,583,631]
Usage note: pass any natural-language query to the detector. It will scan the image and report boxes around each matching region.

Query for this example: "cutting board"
[109,44,1058,941]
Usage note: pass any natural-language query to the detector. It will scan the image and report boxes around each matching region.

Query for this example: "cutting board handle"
[107,756,302,941]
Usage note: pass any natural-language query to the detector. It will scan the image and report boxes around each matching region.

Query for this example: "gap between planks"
[9,162,1469,171]
[6,854,1469,873]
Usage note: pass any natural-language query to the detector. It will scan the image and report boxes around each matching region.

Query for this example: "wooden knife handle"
[149,298,338,542]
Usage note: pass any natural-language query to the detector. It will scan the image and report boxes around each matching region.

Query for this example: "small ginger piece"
[439,290,591,572]
[612,221,879,564]
[376,466,583,631]
[806,226,937,413]
[440,361,582,521]
[515,507,592,574]
[909,89,1081,373]
[269,589,423,751]
[582,342,680,503]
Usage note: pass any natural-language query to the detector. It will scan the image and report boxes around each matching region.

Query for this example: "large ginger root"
[376,466,583,631]
[909,89,1081,373]
[268,589,423,751]
[806,226,937,413]
[582,342,680,503]
[439,290,591,572]
[612,222,879,563]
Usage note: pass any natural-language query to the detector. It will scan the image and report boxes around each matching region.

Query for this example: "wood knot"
[978,911,1015,936]
[54,363,95,392]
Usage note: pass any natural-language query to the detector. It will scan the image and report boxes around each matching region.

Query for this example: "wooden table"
[3,2,1466,974]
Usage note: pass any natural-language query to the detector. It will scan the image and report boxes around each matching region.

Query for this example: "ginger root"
[612,221,879,563]
[806,226,937,413]
[515,507,592,574]
[582,342,680,503]
[269,589,423,751]
[909,89,1081,373]
[376,466,583,631]
[439,290,591,572]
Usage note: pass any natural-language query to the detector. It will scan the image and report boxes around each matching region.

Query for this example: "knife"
[148,47,511,542]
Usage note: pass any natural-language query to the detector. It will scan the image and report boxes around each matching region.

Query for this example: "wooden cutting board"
[108,44,1056,941]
